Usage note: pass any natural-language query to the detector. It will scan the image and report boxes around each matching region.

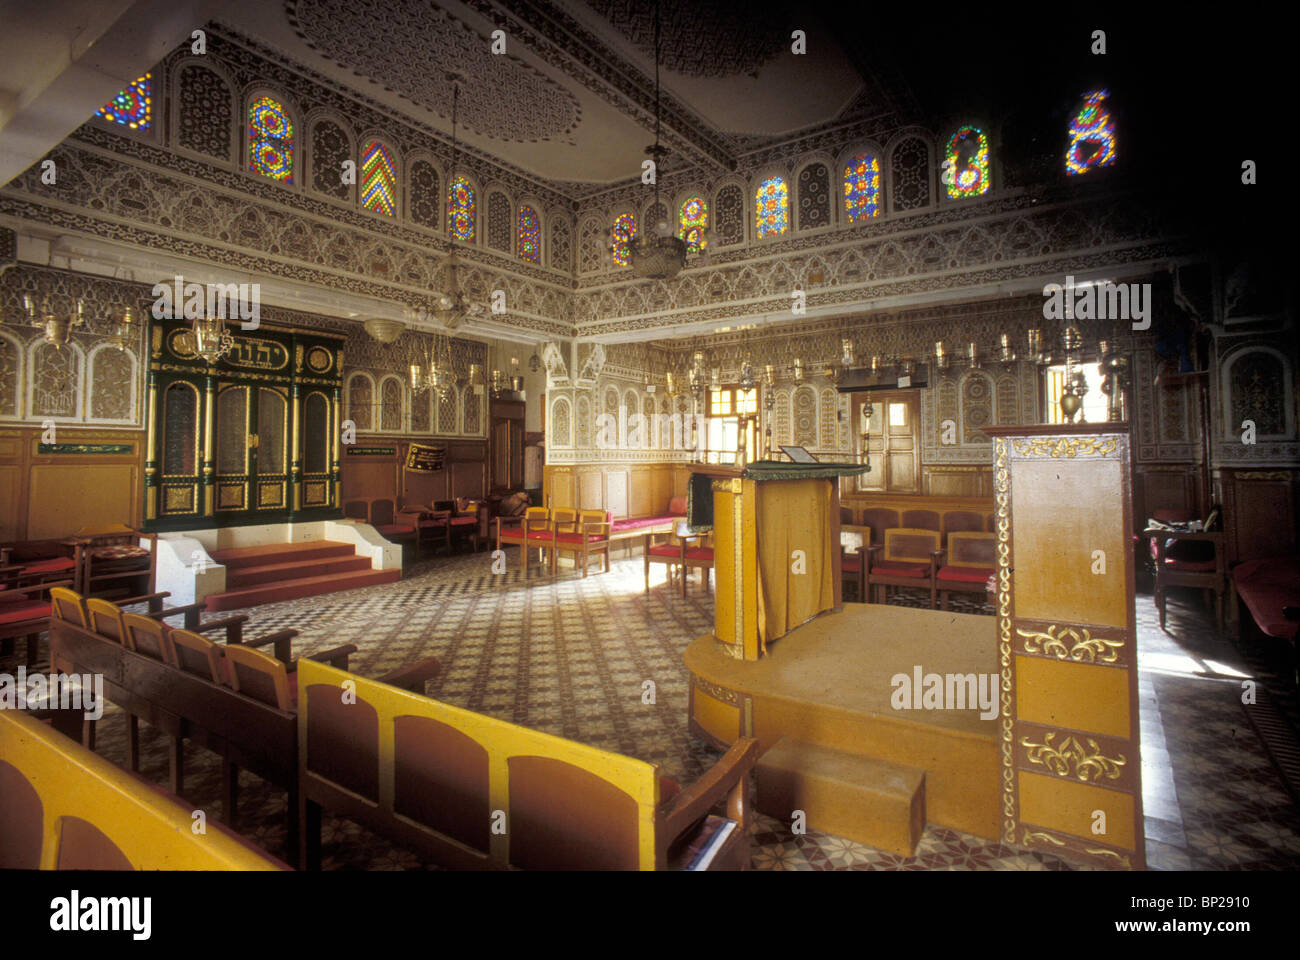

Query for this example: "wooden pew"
[0,711,287,870]
[298,658,760,870]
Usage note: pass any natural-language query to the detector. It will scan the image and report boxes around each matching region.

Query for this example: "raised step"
[226,554,373,588]
[209,540,356,570]
[756,738,925,857]
[203,568,400,612]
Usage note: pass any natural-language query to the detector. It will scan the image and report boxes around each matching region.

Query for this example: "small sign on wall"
[345,447,396,457]
[405,442,446,473]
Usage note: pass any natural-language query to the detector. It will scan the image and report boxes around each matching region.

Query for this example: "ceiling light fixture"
[628,0,686,281]
[429,73,483,331]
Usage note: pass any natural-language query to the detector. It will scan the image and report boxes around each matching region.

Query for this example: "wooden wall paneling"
[606,469,629,518]
[628,467,654,518]
[1216,468,1297,565]
[576,469,601,511]
[652,465,673,513]
[924,466,992,498]
[1134,464,1199,527]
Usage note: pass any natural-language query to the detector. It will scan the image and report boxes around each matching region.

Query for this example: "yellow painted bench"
[0,710,286,870]
[297,658,759,870]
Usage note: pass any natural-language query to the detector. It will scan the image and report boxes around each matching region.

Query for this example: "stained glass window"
[611,212,637,267]
[248,96,293,182]
[678,196,708,252]
[97,74,152,131]
[1066,89,1117,176]
[360,140,397,215]
[518,205,541,262]
[448,176,476,242]
[943,126,990,199]
[843,154,881,221]
[755,177,788,238]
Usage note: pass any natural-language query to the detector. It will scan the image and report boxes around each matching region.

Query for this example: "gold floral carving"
[1011,436,1118,458]
[1016,624,1124,663]
[1022,830,1065,847]
[994,438,1016,843]
[1085,848,1132,868]
[1020,732,1126,781]
[694,674,739,705]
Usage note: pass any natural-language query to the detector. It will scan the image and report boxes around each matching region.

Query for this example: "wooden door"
[214,384,290,520]
[853,391,919,493]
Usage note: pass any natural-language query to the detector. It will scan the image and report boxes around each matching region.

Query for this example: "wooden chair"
[342,499,370,521]
[935,531,998,611]
[225,643,296,710]
[122,612,175,663]
[1148,514,1227,630]
[496,506,552,579]
[902,509,941,533]
[865,528,941,608]
[450,498,486,551]
[70,524,157,599]
[169,626,228,683]
[942,511,988,539]
[644,521,712,597]
[368,498,417,550]
[861,508,900,542]
[840,525,872,602]
[550,509,611,577]
[399,501,452,557]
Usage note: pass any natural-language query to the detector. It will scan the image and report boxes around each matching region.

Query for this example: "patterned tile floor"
[8,550,1299,870]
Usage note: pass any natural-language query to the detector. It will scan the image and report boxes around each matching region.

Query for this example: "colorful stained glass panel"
[518,205,541,262]
[360,140,397,216]
[843,154,881,221]
[611,212,637,267]
[944,126,990,198]
[449,176,476,242]
[248,96,294,182]
[97,74,152,131]
[1066,89,1117,176]
[678,196,709,252]
[755,177,788,238]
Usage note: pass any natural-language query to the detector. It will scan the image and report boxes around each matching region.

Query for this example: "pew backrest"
[0,711,285,870]
[298,658,661,870]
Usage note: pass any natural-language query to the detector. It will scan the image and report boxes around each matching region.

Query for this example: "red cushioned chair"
[398,500,452,557]
[935,531,998,611]
[551,509,611,577]
[840,525,871,602]
[865,528,941,608]
[0,578,72,666]
[1146,507,1226,630]
[368,498,417,550]
[496,507,551,579]
[644,522,713,598]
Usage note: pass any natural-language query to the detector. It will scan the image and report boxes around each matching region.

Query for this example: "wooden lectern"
[709,461,869,661]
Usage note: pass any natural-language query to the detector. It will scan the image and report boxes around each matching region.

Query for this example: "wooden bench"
[47,593,438,857]
[298,658,760,870]
[0,710,287,870]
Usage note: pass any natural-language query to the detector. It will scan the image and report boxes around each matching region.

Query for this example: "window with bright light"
[1045,362,1109,424]
[705,385,757,464]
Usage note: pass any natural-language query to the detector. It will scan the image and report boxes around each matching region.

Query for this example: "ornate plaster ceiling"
[286,0,582,143]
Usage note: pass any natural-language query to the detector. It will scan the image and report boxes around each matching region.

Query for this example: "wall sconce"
[101,305,136,352]
[967,342,980,369]
[840,337,855,367]
[999,332,1014,364]
[869,355,882,376]
[763,363,775,389]
[23,294,85,349]
[934,341,949,372]
[792,358,804,382]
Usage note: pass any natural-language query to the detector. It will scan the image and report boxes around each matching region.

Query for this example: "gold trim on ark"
[1011,436,1118,459]
[1016,625,1124,663]
[1019,732,1127,782]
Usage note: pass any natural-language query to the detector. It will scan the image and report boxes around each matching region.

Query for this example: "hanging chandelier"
[410,333,455,399]
[428,73,483,331]
[627,0,686,281]
[22,294,84,348]
[179,316,236,364]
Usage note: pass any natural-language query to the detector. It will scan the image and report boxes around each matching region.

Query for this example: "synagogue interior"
[0,1,1295,879]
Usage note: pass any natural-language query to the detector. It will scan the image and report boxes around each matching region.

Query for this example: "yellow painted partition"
[0,711,285,870]
[297,659,662,869]
[986,424,1144,870]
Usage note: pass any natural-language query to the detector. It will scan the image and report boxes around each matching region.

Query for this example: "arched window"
[518,205,541,262]
[248,95,294,182]
[1066,89,1117,176]
[755,177,788,238]
[360,140,398,216]
[97,73,152,131]
[843,153,882,221]
[311,119,352,200]
[611,212,637,267]
[448,176,476,242]
[943,126,990,198]
[408,159,440,229]
[678,196,708,252]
